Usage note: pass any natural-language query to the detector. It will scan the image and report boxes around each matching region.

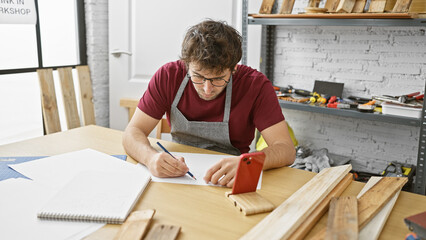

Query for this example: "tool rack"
[241,0,426,195]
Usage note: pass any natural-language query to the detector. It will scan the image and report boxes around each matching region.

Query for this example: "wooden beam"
[358,177,407,229]
[325,0,341,12]
[392,0,413,12]
[58,67,81,130]
[280,0,296,13]
[37,69,61,134]
[358,177,402,240]
[368,0,387,12]
[240,164,352,240]
[336,0,356,12]
[325,196,358,240]
[76,65,96,126]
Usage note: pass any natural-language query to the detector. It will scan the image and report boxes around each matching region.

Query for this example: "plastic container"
[381,102,422,119]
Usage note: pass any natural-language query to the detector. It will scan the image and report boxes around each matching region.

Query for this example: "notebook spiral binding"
[37,212,124,224]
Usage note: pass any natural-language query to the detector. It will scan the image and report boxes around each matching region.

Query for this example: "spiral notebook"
[37,169,151,224]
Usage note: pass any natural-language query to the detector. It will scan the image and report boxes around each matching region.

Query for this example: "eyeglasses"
[187,73,230,87]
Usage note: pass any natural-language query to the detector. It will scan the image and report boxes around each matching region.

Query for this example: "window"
[0,0,86,145]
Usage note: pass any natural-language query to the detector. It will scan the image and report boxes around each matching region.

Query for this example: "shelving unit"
[241,0,426,195]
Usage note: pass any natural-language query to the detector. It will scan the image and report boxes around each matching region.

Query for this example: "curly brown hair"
[180,19,242,74]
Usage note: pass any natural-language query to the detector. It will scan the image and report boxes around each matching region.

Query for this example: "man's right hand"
[147,152,189,178]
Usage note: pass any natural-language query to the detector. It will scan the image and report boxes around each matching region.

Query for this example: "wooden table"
[1,125,424,240]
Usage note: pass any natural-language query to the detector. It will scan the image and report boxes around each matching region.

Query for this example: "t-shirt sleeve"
[137,66,170,120]
[252,78,284,132]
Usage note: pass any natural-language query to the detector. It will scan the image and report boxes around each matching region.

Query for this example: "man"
[123,19,295,187]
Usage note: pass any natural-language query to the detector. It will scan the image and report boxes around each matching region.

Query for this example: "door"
[109,0,241,131]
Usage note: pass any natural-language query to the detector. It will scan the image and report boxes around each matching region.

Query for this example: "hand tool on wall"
[327,96,338,108]
[274,85,313,97]
[358,100,376,112]
[398,92,423,103]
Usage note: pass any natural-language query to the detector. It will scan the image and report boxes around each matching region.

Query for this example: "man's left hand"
[203,156,239,187]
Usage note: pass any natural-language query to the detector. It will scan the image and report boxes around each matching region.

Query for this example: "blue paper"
[0,155,127,181]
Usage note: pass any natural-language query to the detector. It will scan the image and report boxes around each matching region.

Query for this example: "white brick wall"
[274,26,426,173]
[84,0,109,127]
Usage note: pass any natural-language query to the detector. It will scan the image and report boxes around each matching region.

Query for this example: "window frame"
[0,0,87,75]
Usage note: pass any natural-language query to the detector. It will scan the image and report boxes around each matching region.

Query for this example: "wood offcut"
[259,0,276,14]
[280,0,296,13]
[113,209,155,240]
[144,223,181,240]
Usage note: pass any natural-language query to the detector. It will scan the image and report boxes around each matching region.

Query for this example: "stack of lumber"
[240,164,407,240]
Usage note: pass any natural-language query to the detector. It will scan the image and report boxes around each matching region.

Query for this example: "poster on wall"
[0,0,37,24]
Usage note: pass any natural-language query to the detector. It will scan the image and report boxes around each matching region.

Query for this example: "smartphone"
[231,152,265,194]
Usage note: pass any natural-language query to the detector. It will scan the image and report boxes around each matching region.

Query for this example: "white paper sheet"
[10,148,142,190]
[0,178,104,240]
[139,152,262,189]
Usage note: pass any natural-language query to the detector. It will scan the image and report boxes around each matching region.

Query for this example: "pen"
[156,142,197,180]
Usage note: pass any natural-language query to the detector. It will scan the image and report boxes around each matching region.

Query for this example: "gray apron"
[170,73,241,156]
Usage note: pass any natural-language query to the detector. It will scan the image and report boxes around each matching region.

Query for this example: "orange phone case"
[231,152,265,194]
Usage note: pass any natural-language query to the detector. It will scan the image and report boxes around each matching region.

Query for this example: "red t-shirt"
[138,60,284,153]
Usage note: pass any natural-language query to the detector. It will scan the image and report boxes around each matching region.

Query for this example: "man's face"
[188,63,232,101]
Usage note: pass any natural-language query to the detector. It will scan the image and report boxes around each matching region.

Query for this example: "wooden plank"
[385,0,398,11]
[58,67,81,130]
[409,0,426,13]
[76,65,96,126]
[113,209,155,240]
[325,196,358,240]
[250,12,417,18]
[144,223,181,240]
[37,68,61,134]
[280,0,296,13]
[325,0,341,12]
[358,177,402,240]
[358,177,407,228]
[392,0,413,12]
[240,164,352,240]
[352,0,367,12]
[314,177,408,239]
[259,0,276,14]
[368,0,387,12]
[336,0,356,12]
[288,173,353,240]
